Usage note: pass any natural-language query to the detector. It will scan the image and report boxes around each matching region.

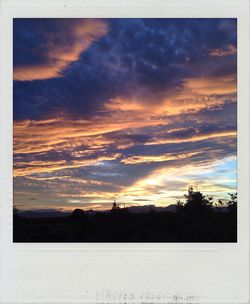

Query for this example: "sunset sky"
[13,18,237,211]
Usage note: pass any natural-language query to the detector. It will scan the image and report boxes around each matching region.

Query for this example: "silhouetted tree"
[13,205,18,215]
[176,186,215,241]
[176,200,184,211]
[71,209,87,220]
[182,186,213,214]
[13,205,21,220]
[227,192,237,214]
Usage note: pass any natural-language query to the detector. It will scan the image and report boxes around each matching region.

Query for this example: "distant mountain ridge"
[17,209,71,218]
[127,204,177,213]
[17,204,229,218]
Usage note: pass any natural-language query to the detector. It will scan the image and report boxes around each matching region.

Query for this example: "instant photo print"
[0,0,249,303]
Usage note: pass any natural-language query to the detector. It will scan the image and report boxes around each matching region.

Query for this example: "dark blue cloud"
[13,18,237,120]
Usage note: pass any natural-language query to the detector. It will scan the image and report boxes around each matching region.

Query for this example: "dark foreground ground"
[13,208,237,242]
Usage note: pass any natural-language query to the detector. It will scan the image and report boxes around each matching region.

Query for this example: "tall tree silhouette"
[177,186,215,241]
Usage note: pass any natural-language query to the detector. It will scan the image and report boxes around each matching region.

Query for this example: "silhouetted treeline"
[13,187,237,242]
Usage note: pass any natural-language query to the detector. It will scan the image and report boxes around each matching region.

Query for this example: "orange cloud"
[104,72,236,118]
[13,113,165,155]
[209,44,236,57]
[14,153,122,177]
[183,74,236,96]
[13,19,108,81]
[121,152,199,164]
[145,130,236,146]
[105,97,145,111]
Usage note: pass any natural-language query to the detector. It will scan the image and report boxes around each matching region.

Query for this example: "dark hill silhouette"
[17,209,70,218]
[127,204,178,213]
[13,188,237,242]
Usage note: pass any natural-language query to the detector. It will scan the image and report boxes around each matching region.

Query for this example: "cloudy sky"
[13,18,237,211]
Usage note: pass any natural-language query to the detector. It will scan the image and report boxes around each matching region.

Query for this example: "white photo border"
[0,0,249,303]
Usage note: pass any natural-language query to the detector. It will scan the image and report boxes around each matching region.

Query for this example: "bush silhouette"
[71,208,87,220]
